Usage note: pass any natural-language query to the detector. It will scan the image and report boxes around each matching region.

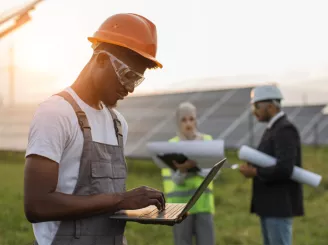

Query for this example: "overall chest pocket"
[91,161,127,194]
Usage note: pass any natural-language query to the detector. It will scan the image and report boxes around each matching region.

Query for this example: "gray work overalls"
[34,91,128,245]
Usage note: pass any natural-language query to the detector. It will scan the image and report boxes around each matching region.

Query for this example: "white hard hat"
[250,85,283,104]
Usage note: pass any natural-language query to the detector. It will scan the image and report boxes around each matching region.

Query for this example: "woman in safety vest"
[161,101,217,245]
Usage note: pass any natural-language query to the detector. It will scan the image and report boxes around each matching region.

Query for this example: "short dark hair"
[94,42,158,69]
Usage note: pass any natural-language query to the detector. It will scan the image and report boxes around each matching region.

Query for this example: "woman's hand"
[173,160,197,173]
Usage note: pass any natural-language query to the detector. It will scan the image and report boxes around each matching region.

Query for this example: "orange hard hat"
[88,13,162,69]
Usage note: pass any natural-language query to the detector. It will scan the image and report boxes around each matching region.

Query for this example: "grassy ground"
[0,147,328,245]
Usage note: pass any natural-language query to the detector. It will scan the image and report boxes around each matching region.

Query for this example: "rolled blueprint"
[147,140,225,168]
[238,145,322,188]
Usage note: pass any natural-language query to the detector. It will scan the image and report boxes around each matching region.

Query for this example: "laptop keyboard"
[140,204,186,219]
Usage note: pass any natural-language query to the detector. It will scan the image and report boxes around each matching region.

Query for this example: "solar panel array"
[0,86,327,158]
[242,105,326,149]
[0,105,35,151]
[117,87,327,158]
[303,114,328,145]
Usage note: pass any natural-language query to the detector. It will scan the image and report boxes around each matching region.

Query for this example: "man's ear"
[267,102,277,114]
[273,102,280,111]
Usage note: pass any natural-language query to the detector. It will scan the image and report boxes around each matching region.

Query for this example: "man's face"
[252,101,272,122]
[91,48,148,107]
[180,115,197,136]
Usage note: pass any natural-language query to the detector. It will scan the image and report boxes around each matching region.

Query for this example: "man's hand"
[176,212,188,224]
[173,160,197,173]
[118,186,165,211]
[239,163,257,178]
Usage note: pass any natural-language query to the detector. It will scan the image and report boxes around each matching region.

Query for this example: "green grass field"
[0,147,328,245]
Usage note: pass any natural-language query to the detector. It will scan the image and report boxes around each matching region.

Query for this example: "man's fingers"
[162,192,166,208]
[177,213,188,224]
[144,186,161,193]
[142,187,166,210]
[149,191,165,210]
[145,189,163,198]
[149,199,162,211]
[159,193,165,210]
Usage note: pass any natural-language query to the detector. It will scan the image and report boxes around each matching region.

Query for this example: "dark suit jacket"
[250,115,304,217]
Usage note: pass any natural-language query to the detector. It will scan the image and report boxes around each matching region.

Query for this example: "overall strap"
[55,91,92,140]
[107,107,124,147]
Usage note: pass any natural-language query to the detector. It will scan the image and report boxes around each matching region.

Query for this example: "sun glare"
[3,0,328,98]
[13,25,57,73]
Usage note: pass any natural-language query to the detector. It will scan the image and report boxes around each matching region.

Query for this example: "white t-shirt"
[25,87,128,245]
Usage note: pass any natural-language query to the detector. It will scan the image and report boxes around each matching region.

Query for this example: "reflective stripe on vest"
[161,134,215,214]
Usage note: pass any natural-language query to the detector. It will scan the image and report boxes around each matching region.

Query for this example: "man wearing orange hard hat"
[24,13,165,245]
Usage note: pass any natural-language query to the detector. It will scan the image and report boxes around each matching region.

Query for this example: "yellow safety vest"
[161,134,215,214]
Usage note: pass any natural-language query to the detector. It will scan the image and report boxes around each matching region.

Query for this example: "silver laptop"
[109,158,226,225]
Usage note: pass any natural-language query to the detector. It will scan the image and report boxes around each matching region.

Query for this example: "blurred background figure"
[161,102,217,245]
[239,85,304,245]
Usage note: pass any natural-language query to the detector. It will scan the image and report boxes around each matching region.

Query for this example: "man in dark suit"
[239,85,304,245]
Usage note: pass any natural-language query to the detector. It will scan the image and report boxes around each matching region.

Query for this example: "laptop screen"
[178,158,226,216]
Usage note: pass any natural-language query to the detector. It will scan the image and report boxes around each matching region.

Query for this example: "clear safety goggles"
[93,50,145,88]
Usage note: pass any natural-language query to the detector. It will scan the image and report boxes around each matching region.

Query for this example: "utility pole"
[8,45,15,106]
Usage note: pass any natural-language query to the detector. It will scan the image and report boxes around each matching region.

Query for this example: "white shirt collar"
[267,111,285,129]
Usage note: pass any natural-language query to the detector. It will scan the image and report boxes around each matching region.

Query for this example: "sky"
[1,0,328,105]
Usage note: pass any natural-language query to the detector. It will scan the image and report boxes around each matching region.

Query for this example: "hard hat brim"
[250,98,283,104]
[88,37,163,69]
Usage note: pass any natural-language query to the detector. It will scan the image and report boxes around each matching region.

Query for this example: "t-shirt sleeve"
[25,98,74,164]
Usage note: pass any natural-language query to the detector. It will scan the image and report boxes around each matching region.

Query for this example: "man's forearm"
[256,159,294,183]
[256,127,298,182]
[25,192,123,223]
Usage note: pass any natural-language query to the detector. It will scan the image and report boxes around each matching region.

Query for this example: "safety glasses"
[93,50,145,88]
